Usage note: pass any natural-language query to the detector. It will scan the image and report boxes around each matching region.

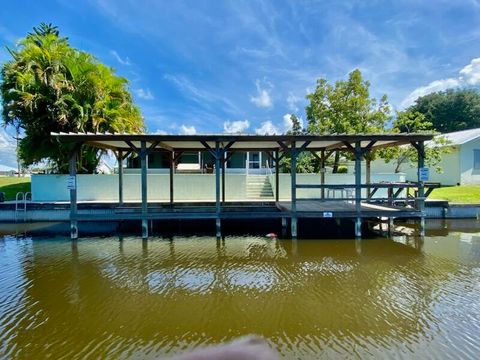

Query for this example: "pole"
[222,152,226,203]
[417,141,426,237]
[291,142,297,239]
[141,141,148,239]
[320,149,325,199]
[170,151,174,205]
[69,148,78,240]
[275,150,279,202]
[354,142,362,238]
[118,150,123,205]
[215,142,221,237]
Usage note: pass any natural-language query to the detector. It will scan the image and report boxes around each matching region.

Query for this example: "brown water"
[0,221,479,359]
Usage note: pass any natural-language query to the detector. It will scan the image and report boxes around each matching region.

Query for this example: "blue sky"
[1,0,480,167]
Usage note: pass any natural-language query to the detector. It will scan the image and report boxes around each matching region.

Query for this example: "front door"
[249,152,260,170]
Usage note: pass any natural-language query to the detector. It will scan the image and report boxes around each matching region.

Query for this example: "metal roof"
[51,132,434,152]
[435,128,480,145]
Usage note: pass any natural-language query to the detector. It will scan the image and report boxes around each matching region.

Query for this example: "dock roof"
[51,132,434,152]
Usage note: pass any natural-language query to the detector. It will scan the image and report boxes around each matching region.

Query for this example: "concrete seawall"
[2,200,480,222]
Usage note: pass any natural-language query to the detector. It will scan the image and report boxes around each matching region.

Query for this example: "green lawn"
[0,177,31,201]
[429,185,480,204]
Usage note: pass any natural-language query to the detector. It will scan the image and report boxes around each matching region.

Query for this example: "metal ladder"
[15,192,31,222]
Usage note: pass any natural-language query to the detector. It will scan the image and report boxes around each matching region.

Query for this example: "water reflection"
[0,224,479,359]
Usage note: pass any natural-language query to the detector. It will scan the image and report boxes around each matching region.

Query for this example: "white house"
[0,164,16,177]
[372,128,480,185]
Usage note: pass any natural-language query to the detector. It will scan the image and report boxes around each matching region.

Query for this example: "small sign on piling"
[418,167,429,182]
[67,176,76,190]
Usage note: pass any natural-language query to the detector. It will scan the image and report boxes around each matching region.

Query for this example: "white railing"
[15,192,31,222]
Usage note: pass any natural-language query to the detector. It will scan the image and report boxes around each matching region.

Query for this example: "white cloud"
[179,125,197,135]
[401,57,480,108]
[0,127,18,168]
[255,121,280,135]
[223,120,250,133]
[250,79,273,108]
[286,92,300,112]
[459,58,480,85]
[110,50,131,66]
[134,88,154,100]
[164,74,239,115]
[152,129,168,135]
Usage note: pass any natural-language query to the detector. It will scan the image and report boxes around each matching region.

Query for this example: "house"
[0,164,16,177]
[371,128,480,185]
[126,151,273,174]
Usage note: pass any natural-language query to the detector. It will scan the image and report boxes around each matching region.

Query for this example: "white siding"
[459,138,480,184]
[370,147,461,185]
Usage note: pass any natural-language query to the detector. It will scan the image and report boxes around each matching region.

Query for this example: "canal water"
[0,220,479,359]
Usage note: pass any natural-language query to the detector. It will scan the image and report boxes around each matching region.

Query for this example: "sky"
[1,0,480,167]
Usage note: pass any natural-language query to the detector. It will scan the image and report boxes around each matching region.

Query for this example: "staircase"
[246,175,274,199]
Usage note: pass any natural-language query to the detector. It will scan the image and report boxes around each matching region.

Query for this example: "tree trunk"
[332,151,340,173]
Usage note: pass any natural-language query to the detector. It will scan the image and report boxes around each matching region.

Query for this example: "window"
[474,149,480,170]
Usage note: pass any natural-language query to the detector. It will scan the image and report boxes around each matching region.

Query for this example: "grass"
[1,176,480,204]
[429,185,480,204]
[0,177,31,201]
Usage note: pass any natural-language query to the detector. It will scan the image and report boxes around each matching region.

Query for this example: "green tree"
[409,89,480,133]
[279,114,318,173]
[379,110,450,173]
[305,69,390,172]
[1,23,144,173]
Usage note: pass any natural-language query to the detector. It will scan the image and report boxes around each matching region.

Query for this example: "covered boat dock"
[52,133,434,239]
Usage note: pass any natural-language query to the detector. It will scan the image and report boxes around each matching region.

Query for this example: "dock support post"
[141,141,148,239]
[118,150,124,205]
[222,153,226,203]
[354,142,362,238]
[320,149,325,199]
[170,151,174,205]
[275,150,279,202]
[69,148,78,240]
[290,142,298,239]
[215,142,221,238]
[414,140,426,237]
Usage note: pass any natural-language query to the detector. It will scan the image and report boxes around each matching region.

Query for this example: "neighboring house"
[0,164,16,177]
[126,151,273,174]
[372,128,480,185]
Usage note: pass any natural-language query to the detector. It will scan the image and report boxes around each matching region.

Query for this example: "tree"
[305,69,390,172]
[409,89,480,133]
[378,110,450,173]
[280,114,317,173]
[1,23,144,173]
